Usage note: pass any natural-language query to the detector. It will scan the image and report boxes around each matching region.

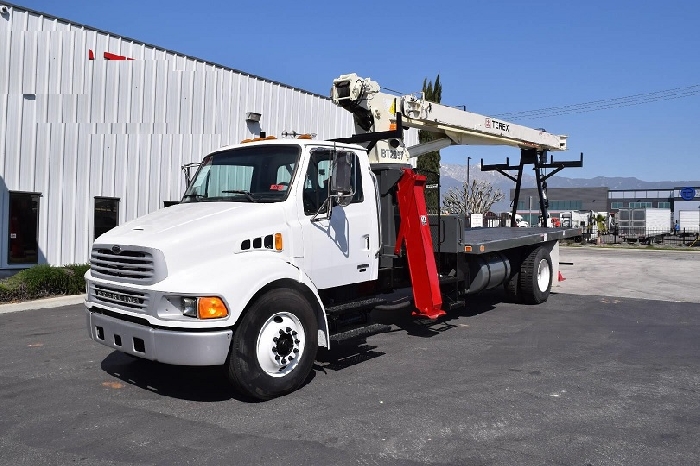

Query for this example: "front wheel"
[227,288,318,400]
[519,246,553,304]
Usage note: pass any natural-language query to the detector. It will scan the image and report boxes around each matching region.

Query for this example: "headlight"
[182,297,198,317]
[180,296,228,319]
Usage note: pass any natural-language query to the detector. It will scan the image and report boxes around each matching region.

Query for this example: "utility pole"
[466,156,471,219]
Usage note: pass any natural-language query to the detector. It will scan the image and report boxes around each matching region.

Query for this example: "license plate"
[95,289,143,305]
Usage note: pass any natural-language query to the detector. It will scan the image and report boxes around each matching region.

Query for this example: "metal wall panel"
[0,4,416,268]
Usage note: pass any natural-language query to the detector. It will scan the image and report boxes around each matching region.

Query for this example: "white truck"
[499,212,529,227]
[85,73,581,399]
[616,207,671,244]
[560,210,594,242]
[678,210,700,235]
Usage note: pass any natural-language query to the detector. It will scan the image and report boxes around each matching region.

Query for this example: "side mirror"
[330,152,354,206]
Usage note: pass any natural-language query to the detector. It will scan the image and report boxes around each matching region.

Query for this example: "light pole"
[466,156,471,219]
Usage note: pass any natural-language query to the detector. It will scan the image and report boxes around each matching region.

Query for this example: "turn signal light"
[198,297,229,319]
[274,233,283,251]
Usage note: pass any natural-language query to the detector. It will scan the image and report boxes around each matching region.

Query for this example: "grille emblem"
[111,245,121,254]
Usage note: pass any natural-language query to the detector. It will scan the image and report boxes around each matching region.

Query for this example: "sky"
[12,0,700,182]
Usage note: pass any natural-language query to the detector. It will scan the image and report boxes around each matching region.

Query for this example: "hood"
[101,202,247,241]
[95,202,290,274]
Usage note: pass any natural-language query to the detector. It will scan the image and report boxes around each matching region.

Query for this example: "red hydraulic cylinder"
[393,168,446,320]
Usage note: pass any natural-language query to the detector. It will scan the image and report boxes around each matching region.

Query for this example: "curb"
[0,294,85,315]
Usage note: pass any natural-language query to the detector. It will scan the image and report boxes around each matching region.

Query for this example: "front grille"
[92,283,150,312]
[90,245,166,285]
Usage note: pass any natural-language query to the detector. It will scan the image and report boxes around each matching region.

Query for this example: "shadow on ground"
[100,352,245,402]
[100,289,508,402]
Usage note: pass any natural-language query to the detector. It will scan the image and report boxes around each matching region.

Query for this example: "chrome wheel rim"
[536,258,551,292]
[256,312,305,377]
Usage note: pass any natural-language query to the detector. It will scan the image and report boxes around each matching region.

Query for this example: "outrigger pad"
[411,308,446,320]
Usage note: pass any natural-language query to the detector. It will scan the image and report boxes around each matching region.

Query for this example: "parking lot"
[0,247,699,465]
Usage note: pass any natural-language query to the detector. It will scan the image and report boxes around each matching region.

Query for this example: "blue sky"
[14,0,700,182]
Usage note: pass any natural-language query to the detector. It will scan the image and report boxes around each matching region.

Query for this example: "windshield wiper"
[222,190,257,202]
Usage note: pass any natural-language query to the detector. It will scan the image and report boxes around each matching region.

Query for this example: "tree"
[417,75,442,214]
[442,179,505,216]
[595,213,607,234]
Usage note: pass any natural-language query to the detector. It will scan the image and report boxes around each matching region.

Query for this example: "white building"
[1,3,394,271]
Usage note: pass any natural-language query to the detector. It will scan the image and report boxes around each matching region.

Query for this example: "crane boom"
[331,72,583,229]
[331,73,567,164]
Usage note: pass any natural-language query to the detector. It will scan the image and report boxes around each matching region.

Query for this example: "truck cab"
[86,138,379,399]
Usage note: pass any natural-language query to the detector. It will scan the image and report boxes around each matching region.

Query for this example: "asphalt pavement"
[0,247,699,465]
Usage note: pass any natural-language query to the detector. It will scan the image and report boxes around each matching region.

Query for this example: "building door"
[8,192,40,265]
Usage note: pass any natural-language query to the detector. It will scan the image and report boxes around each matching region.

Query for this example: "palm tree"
[595,213,607,234]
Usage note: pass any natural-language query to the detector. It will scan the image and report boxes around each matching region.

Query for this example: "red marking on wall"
[103,52,134,61]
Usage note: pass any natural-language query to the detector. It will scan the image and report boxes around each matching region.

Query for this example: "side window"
[303,150,363,215]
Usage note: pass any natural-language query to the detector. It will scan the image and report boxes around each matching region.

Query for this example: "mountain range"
[440,163,700,213]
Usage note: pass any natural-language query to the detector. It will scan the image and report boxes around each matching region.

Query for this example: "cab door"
[299,148,378,290]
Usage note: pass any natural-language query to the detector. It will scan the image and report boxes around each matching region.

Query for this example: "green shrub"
[0,263,89,303]
[63,264,91,294]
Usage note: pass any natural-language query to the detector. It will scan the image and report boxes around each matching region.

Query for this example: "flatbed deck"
[435,226,581,254]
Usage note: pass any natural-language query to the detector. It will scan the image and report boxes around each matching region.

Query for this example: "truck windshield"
[182,145,300,203]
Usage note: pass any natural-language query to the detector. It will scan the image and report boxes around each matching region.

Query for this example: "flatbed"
[461,227,582,253]
[431,216,581,254]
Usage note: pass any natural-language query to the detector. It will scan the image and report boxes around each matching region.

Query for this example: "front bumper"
[86,308,232,366]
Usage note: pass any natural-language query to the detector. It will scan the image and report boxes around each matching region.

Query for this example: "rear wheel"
[519,246,553,304]
[227,288,318,400]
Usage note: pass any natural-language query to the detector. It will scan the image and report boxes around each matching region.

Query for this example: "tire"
[519,246,553,304]
[227,288,318,400]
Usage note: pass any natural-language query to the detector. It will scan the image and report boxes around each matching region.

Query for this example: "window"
[549,200,583,210]
[303,149,363,215]
[8,192,40,264]
[94,197,120,240]
[181,145,300,203]
[657,202,670,208]
[611,202,624,209]
[629,202,652,208]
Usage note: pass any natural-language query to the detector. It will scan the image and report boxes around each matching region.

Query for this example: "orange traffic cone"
[558,271,566,282]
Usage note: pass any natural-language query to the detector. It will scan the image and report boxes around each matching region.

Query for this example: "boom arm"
[331,72,583,228]
[331,73,567,165]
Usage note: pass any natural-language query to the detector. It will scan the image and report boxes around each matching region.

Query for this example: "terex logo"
[485,118,509,132]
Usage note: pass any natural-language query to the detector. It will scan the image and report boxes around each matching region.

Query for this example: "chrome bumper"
[86,309,232,366]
